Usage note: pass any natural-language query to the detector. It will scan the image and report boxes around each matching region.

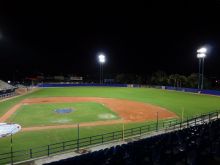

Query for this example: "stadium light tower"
[197,47,207,90]
[98,54,106,84]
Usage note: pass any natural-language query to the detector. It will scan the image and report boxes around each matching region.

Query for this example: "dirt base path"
[22,120,127,132]
[0,103,22,122]
[0,97,178,132]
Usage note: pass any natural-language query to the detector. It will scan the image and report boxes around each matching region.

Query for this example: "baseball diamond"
[0,86,220,157]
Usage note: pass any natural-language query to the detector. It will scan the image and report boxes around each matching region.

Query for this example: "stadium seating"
[0,80,15,91]
[0,80,16,98]
[45,119,220,165]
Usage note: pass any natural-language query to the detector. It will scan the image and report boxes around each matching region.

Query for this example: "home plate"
[0,123,21,138]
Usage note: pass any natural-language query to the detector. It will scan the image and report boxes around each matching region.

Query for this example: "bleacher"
[0,80,16,99]
[46,119,220,165]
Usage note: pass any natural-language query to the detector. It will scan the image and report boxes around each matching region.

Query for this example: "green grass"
[7,102,119,127]
[1,87,220,158]
[0,121,154,154]
[24,87,220,116]
[0,93,36,117]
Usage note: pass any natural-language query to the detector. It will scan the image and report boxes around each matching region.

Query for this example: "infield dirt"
[0,97,177,131]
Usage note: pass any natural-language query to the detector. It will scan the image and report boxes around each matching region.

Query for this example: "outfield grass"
[1,87,220,155]
[26,87,220,116]
[7,102,119,127]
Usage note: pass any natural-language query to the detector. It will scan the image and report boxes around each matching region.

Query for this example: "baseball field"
[1,87,220,154]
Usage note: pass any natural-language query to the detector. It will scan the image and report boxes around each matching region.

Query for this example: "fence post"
[10,134,13,165]
[11,148,13,165]
[187,117,189,128]
[30,148,32,158]
[90,136,92,145]
[77,124,80,152]
[156,112,159,132]
[47,145,50,156]
[140,127,142,136]
[181,108,184,123]
[201,114,204,123]
[62,142,65,151]
[113,132,115,140]
[122,123,125,141]
[102,135,104,143]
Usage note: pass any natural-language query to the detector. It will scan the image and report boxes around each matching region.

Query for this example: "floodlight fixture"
[197,47,207,54]
[197,53,206,58]
[98,54,106,63]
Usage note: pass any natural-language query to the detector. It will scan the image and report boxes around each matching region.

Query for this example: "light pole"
[197,47,207,90]
[98,54,106,84]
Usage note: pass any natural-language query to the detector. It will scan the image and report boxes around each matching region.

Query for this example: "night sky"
[1,2,220,79]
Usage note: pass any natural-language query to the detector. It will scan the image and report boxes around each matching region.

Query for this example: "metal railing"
[0,92,16,100]
[0,110,219,164]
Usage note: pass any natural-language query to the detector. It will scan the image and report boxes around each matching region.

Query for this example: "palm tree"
[168,74,176,87]
[168,74,187,88]
[187,73,199,88]
[179,75,187,88]
[151,71,168,85]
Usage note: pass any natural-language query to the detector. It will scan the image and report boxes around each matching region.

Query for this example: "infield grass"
[7,102,119,127]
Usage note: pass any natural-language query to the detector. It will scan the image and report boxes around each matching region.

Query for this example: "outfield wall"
[37,83,220,96]
[165,86,220,96]
[38,83,128,88]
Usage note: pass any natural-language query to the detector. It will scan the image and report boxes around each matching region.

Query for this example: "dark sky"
[1,2,220,79]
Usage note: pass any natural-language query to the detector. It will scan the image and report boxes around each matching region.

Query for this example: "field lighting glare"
[98,54,105,63]
[197,47,207,53]
[197,53,206,58]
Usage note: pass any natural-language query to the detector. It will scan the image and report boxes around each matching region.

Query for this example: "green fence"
[0,111,219,164]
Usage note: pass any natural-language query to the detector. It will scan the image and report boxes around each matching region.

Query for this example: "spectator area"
[46,119,220,165]
[0,80,16,98]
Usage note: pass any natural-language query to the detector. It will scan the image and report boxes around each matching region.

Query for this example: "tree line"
[115,71,211,89]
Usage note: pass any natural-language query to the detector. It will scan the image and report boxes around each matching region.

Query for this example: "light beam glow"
[197,47,207,53]
[98,54,106,63]
[197,53,206,58]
